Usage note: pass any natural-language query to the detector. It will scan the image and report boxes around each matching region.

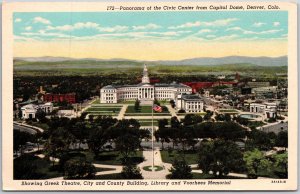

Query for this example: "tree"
[203,111,213,121]
[169,158,193,179]
[197,141,214,174]
[243,149,272,178]
[87,126,109,156]
[155,127,171,150]
[272,152,288,178]
[224,114,231,122]
[170,116,180,128]
[139,129,151,142]
[14,155,39,179]
[215,114,225,121]
[178,109,186,113]
[276,131,288,149]
[44,127,74,166]
[13,130,35,154]
[134,99,140,112]
[198,140,245,178]
[158,119,168,129]
[114,119,141,163]
[70,121,89,149]
[154,98,160,106]
[64,158,96,179]
[245,129,274,151]
[36,108,46,122]
[183,114,202,126]
[121,163,143,179]
[169,99,176,108]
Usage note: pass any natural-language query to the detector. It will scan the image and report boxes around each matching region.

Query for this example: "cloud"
[25,26,32,31]
[198,29,213,34]
[169,21,201,29]
[21,31,71,39]
[226,27,283,35]
[132,23,161,30]
[253,22,266,27]
[203,18,238,27]
[226,27,243,31]
[99,25,129,32]
[168,18,238,29]
[46,22,128,33]
[14,35,39,42]
[243,29,283,35]
[211,34,239,41]
[47,22,99,31]
[33,17,51,25]
[273,22,280,27]
[206,35,216,38]
[15,18,22,23]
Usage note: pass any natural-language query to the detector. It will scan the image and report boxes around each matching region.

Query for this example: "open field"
[126,105,169,114]
[160,150,198,165]
[85,104,123,116]
[14,60,287,78]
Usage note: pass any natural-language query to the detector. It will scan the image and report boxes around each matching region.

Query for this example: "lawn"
[91,99,101,104]
[29,122,49,130]
[86,107,121,112]
[125,113,171,116]
[85,105,122,116]
[160,150,198,165]
[82,150,144,165]
[88,113,118,116]
[126,105,169,114]
[14,155,63,179]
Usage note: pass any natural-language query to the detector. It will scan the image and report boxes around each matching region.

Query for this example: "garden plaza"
[100,64,204,113]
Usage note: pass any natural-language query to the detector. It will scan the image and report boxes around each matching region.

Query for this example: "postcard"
[2,1,298,191]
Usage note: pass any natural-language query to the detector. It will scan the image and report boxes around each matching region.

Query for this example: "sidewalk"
[137,147,172,179]
[117,104,128,120]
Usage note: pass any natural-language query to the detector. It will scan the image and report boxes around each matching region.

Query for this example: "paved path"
[165,105,179,120]
[117,104,128,120]
[48,163,122,180]
[124,116,172,119]
[137,147,172,179]
[13,122,44,133]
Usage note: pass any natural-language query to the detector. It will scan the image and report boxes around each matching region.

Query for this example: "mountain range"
[14,55,287,66]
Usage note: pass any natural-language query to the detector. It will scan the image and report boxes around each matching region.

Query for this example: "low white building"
[21,102,53,119]
[100,64,192,104]
[176,94,204,113]
[250,102,277,118]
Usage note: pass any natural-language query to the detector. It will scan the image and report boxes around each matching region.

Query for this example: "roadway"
[13,123,38,135]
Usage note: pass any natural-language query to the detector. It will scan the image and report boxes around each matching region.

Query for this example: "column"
[147,88,149,99]
[143,88,144,98]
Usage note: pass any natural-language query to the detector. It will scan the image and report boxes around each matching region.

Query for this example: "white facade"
[176,94,204,113]
[21,102,53,119]
[100,64,192,104]
[250,102,277,118]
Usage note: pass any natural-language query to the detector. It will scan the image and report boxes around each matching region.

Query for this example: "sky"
[13,11,288,60]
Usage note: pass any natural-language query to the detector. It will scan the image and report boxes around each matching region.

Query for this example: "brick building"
[43,93,76,104]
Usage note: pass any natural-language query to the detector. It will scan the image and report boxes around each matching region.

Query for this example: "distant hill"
[154,56,287,66]
[14,55,287,66]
